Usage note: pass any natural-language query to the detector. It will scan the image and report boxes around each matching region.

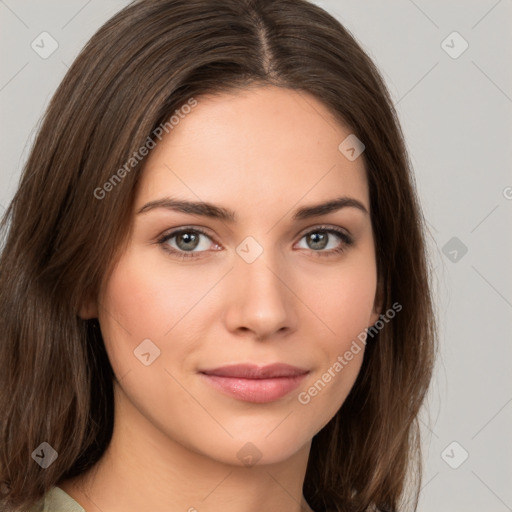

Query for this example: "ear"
[369,273,384,326]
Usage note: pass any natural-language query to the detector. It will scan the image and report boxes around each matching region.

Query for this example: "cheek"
[294,255,376,418]
[100,259,165,341]
[97,250,224,382]
[97,253,173,379]
[297,312,368,432]
[301,252,378,342]
[101,250,213,338]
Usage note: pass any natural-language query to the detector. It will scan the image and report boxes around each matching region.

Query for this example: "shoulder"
[28,486,86,512]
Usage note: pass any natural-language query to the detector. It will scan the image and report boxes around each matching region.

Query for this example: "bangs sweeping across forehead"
[0,1,437,511]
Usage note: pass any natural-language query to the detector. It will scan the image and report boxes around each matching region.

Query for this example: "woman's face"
[90,86,381,466]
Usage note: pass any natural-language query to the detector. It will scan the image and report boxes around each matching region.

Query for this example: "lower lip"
[200,373,308,403]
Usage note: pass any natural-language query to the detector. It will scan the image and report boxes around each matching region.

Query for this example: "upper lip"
[199,363,309,379]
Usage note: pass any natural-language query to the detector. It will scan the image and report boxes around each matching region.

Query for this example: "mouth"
[198,363,309,403]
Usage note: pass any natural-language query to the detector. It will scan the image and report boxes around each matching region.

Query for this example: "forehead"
[135,86,369,215]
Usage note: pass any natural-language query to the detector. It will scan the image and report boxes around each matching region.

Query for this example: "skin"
[60,85,382,512]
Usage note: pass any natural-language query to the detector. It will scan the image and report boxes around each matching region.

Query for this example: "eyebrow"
[136,195,369,221]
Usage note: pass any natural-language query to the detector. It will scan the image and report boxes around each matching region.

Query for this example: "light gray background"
[1,1,511,511]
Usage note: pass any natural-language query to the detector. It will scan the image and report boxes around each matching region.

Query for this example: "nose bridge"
[238,245,283,297]
[224,235,296,337]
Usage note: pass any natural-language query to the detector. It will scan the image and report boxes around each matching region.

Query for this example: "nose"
[223,247,298,340]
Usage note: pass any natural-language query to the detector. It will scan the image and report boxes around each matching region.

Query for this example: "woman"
[0,0,437,511]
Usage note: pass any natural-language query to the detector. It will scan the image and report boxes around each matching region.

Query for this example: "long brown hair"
[0,1,438,511]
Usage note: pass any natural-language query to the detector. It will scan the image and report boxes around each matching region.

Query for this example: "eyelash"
[156,225,354,261]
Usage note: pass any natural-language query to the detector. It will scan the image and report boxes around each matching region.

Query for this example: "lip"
[199,363,309,403]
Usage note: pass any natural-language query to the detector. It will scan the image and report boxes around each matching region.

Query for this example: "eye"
[295,226,354,257]
[156,225,354,261]
[157,227,220,260]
